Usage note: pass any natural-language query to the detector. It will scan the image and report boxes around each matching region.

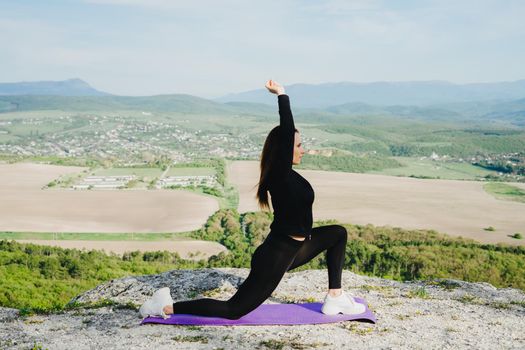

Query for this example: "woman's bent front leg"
[287,225,348,289]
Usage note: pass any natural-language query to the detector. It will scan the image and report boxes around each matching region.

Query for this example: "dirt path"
[15,239,226,259]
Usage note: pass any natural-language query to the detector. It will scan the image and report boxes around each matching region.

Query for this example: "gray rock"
[0,307,19,323]
[1,269,524,350]
[69,268,246,308]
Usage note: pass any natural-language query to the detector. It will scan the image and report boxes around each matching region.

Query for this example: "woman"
[139,80,365,320]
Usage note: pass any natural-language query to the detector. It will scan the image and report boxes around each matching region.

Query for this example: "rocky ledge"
[1,268,524,349]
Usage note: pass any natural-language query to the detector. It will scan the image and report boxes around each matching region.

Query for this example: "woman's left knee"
[334,225,347,240]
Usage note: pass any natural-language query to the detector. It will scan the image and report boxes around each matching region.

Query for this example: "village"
[1,113,523,183]
[0,114,262,163]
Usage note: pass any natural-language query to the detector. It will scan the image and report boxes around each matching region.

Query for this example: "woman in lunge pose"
[140,80,365,320]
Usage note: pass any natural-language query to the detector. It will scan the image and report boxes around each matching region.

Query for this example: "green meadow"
[93,167,163,177]
[483,182,525,203]
[166,166,216,176]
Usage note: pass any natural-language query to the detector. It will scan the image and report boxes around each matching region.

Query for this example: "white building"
[73,175,136,190]
[157,175,217,188]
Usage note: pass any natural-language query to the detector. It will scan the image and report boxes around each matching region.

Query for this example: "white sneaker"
[321,292,366,315]
[139,287,174,319]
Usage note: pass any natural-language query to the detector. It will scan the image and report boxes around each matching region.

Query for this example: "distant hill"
[217,80,525,108]
[0,94,235,115]
[0,94,284,118]
[435,98,525,126]
[324,102,462,120]
[0,85,523,126]
[0,78,109,96]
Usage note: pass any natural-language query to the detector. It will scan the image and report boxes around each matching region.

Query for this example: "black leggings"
[172,224,348,320]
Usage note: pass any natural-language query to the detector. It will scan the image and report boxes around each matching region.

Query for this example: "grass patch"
[341,323,375,335]
[259,339,286,350]
[18,298,139,317]
[201,287,223,298]
[490,302,511,310]
[458,294,482,305]
[483,182,525,203]
[509,301,525,309]
[407,287,430,299]
[220,184,239,210]
[511,233,523,239]
[171,335,208,344]
[31,342,48,350]
[278,295,317,304]
[166,166,215,176]
[360,284,393,292]
[94,167,163,177]
[426,280,461,291]
[259,338,329,349]
[395,314,411,321]
[65,299,139,311]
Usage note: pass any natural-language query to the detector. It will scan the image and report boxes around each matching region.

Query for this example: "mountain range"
[0,78,108,96]
[1,79,524,126]
[218,80,525,108]
[2,78,525,107]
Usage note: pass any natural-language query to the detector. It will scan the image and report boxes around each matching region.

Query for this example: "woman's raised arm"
[265,80,295,179]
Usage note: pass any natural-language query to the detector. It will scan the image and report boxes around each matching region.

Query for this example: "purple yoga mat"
[141,298,376,326]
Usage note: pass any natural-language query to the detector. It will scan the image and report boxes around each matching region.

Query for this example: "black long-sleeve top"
[268,94,315,239]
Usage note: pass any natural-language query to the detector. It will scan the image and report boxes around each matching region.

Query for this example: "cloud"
[1,0,524,95]
[82,0,271,11]
[302,0,384,15]
[0,18,107,67]
[83,0,182,7]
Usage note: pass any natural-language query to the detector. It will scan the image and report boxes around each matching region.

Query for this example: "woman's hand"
[265,80,285,95]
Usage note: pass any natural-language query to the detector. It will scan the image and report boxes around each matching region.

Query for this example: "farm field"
[228,161,525,245]
[0,163,219,233]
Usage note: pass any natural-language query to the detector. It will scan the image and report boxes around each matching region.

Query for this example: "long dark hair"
[256,125,298,210]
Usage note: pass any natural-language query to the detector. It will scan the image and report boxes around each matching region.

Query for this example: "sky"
[1,0,524,98]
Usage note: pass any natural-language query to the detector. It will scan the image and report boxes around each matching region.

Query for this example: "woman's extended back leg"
[172,234,303,319]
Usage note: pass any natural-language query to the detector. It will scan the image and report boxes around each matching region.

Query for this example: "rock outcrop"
[1,268,524,349]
